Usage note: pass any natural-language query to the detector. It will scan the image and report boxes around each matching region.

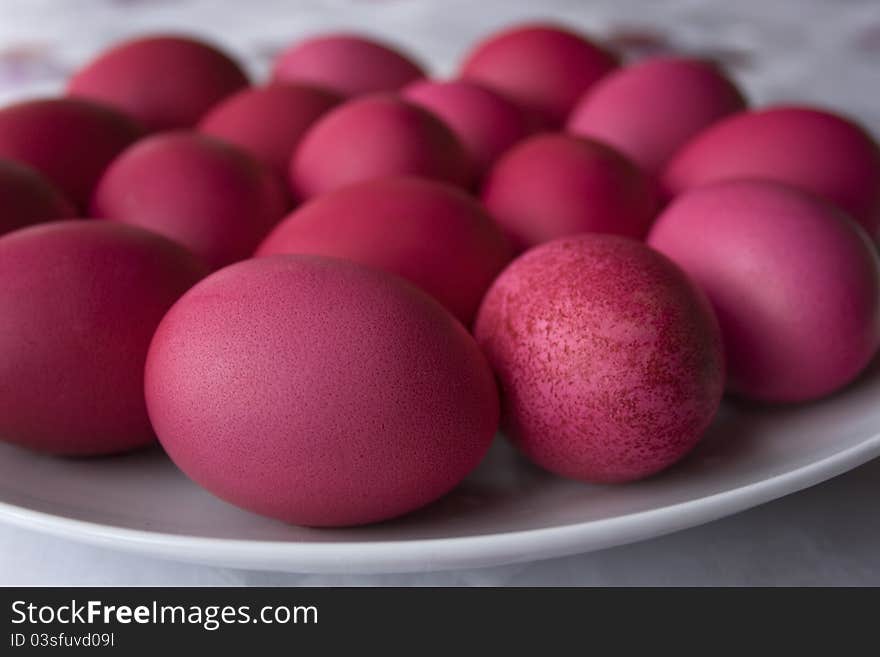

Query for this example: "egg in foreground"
[475,234,724,483]
[146,255,500,526]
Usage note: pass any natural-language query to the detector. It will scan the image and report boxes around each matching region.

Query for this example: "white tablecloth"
[1,0,879,586]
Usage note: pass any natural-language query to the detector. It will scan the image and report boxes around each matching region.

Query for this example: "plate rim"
[1,432,878,574]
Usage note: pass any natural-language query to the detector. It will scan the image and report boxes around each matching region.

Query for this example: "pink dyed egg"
[459,23,618,126]
[257,177,510,325]
[662,106,880,240]
[0,221,206,455]
[198,83,341,181]
[272,33,425,97]
[649,180,880,403]
[291,95,472,198]
[146,255,499,527]
[68,35,249,131]
[403,79,534,179]
[475,234,724,483]
[92,132,289,270]
[0,98,143,208]
[481,134,658,251]
[0,159,76,236]
[567,56,746,173]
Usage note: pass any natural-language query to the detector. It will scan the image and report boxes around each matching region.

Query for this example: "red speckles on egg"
[475,234,724,483]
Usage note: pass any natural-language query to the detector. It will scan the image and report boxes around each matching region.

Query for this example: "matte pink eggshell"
[198,83,342,180]
[0,221,207,455]
[68,35,249,131]
[272,33,425,97]
[91,132,289,270]
[459,23,619,126]
[481,134,658,252]
[475,234,724,483]
[257,176,511,324]
[402,79,534,179]
[648,179,880,403]
[0,98,143,208]
[0,159,76,236]
[291,95,473,199]
[662,106,880,240]
[567,56,746,173]
[145,255,499,527]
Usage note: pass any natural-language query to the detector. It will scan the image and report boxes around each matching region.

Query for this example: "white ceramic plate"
[1,360,879,574]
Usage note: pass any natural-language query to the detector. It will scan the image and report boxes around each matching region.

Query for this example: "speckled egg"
[68,35,249,131]
[291,95,472,198]
[0,221,207,455]
[145,255,499,527]
[649,179,880,403]
[402,79,534,179]
[474,234,724,483]
[481,134,658,252]
[198,83,342,181]
[272,33,425,97]
[459,23,619,126]
[257,176,511,325]
[0,98,143,208]
[567,56,746,173]
[91,132,289,270]
[662,106,880,240]
[0,159,76,236]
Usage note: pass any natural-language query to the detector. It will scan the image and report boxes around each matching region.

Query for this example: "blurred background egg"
[403,79,534,180]
[0,221,206,455]
[91,132,289,270]
[662,106,880,240]
[67,35,250,131]
[290,94,472,198]
[257,176,511,325]
[272,33,425,97]
[0,159,75,236]
[459,22,619,127]
[0,98,143,208]
[649,179,880,403]
[567,56,746,174]
[198,83,342,181]
[481,133,658,251]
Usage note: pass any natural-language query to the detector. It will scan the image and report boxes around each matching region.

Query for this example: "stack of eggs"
[1,23,878,527]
